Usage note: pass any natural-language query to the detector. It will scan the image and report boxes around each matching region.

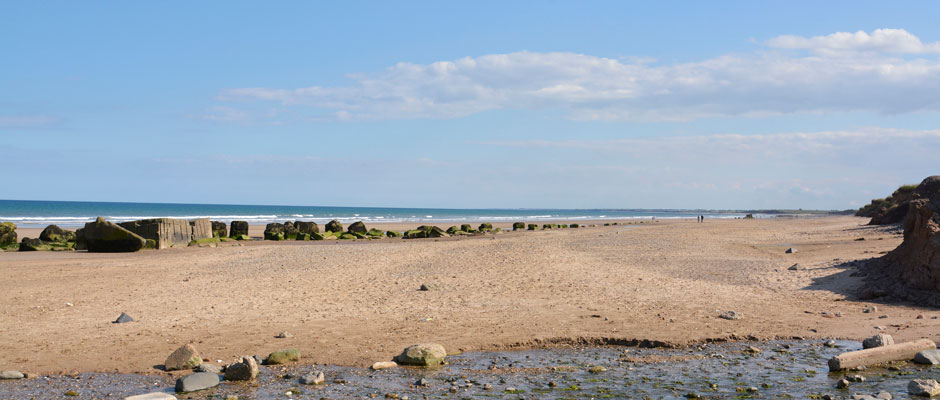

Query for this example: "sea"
[0,199,773,228]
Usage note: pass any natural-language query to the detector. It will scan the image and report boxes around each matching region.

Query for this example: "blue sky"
[2,1,939,209]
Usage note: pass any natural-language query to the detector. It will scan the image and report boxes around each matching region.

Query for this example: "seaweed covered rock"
[83,217,146,252]
[347,221,367,234]
[367,228,385,238]
[478,223,493,232]
[0,222,17,248]
[265,349,300,365]
[527,224,539,230]
[294,221,319,234]
[460,224,473,232]
[512,222,525,231]
[264,223,286,240]
[325,220,343,233]
[386,230,401,238]
[210,221,227,238]
[19,237,44,251]
[39,225,75,243]
[393,343,447,366]
[229,221,249,237]
[446,226,459,234]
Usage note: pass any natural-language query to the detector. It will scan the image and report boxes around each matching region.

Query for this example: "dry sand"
[2,216,938,375]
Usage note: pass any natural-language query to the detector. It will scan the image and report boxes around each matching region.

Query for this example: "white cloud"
[767,29,940,55]
[217,29,940,122]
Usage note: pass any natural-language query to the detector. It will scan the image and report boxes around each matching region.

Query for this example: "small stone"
[419,284,430,291]
[196,364,221,374]
[788,263,801,271]
[837,378,850,389]
[300,371,325,385]
[825,340,837,348]
[745,346,761,354]
[372,361,398,370]
[917,314,925,319]
[175,372,220,393]
[587,366,607,373]
[415,378,430,387]
[686,393,701,399]
[124,393,178,400]
[848,374,866,382]
[786,247,797,254]
[876,391,893,399]
[863,306,878,313]
[65,391,79,397]
[914,349,940,365]
[909,379,940,397]
[224,356,259,381]
[548,381,556,387]
[718,310,741,320]
[0,370,24,380]
[275,331,292,338]
[113,312,134,323]
[862,333,894,349]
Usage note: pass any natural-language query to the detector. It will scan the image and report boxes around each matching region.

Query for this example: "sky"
[2,1,939,210]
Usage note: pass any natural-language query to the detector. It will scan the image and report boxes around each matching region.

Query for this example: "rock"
[876,392,893,399]
[39,224,75,243]
[512,222,525,231]
[460,224,473,232]
[910,379,940,397]
[83,217,146,252]
[265,349,300,365]
[425,226,447,238]
[570,223,580,228]
[862,334,894,349]
[347,221,367,234]
[478,223,493,232]
[527,224,539,230]
[124,393,178,400]
[587,366,607,373]
[788,263,801,271]
[393,343,446,366]
[196,363,221,374]
[415,378,429,386]
[18,237,44,251]
[325,220,344,233]
[0,370,24,379]
[372,361,397,370]
[229,221,249,237]
[294,221,319,234]
[367,228,386,238]
[224,356,258,381]
[386,230,401,238]
[419,284,430,291]
[915,349,940,365]
[0,222,17,247]
[863,306,878,313]
[837,378,850,389]
[210,221,227,238]
[718,310,741,320]
[174,372,219,393]
[275,331,292,338]
[164,344,202,371]
[445,226,459,235]
[113,312,134,323]
[264,223,287,240]
[299,370,325,385]
[785,247,797,254]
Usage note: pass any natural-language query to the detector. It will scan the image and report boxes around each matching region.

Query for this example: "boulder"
[83,217,146,252]
[479,223,493,232]
[164,344,201,371]
[210,221,227,238]
[174,372,219,393]
[0,222,17,247]
[909,379,940,397]
[264,223,286,240]
[460,224,473,232]
[325,220,343,233]
[570,223,580,228]
[19,237,44,251]
[347,221,367,234]
[366,228,385,238]
[299,370,325,385]
[232,234,251,241]
[223,356,258,381]
[403,229,426,239]
[527,224,538,230]
[915,349,940,365]
[512,222,525,231]
[229,221,249,237]
[446,226,459,234]
[0,370,24,379]
[393,343,447,366]
[265,348,300,365]
[294,221,319,234]
[542,224,554,229]
[386,230,401,238]
[39,225,75,243]
[863,333,894,349]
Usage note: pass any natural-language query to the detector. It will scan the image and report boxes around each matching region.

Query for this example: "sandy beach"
[1,216,935,376]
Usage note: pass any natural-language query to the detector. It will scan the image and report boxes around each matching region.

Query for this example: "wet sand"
[1,216,936,376]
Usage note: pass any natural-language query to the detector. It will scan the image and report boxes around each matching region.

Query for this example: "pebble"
[415,378,429,387]
[372,361,398,370]
[718,310,741,320]
[837,378,850,389]
[785,247,797,254]
[825,340,837,348]
[788,263,801,271]
[275,331,292,339]
[124,393,178,400]
[863,306,878,313]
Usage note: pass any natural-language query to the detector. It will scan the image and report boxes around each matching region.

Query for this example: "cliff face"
[890,176,940,290]
[856,184,919,225]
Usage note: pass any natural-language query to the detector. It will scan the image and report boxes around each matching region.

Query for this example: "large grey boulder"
[393,343,447,366]
[909,379,940,397]
[223,356,258,381]
[164,344,201,371]
[915,349,940,365]
[174,372,219,393]
[84,217,146,252]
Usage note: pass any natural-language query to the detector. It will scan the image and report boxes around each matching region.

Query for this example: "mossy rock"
[460,224,473,232]
[393,343,446,366]
[265,349,300,365]
[347,221,367,234]
[210,221,227,238]
[367,228,385,238]
[559,224,568,228]
[83,217,146,252]
[338,233,357,240]
[310,232,324,240]
[325,220,343,233]
[403,229,426,239]
[446,226,459,234]
[264,223,286,240]
[542,224,555,229]
[512,222,525,231]
[19,237,45,251]
[229,221,249,237]
[143,239,158,249]
[527,224,539,230]
[295,233,310,241]
[39,225,75,243]
[233,234,251,241]
[386,230,402,238]
[478,223,493,232]
[0,222,17,246]
[284,233,298,240]
[570,223,580,228]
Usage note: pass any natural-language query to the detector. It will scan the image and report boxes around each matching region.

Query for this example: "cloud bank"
[217,29,940,122]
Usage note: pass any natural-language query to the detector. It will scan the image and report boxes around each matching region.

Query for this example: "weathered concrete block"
[828,339,936,371]
[189,218,211,241]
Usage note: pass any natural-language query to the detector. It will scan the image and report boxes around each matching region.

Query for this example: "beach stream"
[1,340,932,399]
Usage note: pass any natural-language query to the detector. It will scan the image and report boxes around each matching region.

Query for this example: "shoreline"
[2,216,934,377]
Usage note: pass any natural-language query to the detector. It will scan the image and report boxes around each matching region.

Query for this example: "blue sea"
[0,199,767,228]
